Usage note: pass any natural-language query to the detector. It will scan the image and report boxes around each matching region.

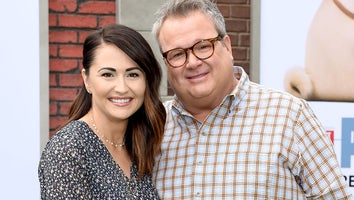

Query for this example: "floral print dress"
[38,120,160,200]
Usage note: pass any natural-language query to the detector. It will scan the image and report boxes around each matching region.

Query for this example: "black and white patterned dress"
[38,120,160,199]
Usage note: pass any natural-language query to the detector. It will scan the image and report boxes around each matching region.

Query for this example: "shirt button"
[201,132,207,136]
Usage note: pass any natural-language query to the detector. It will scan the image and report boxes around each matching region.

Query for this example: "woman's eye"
[102,73,113,77]
[128,72,139,78]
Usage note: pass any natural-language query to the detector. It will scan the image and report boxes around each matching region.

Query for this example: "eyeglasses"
[162,35,222,68]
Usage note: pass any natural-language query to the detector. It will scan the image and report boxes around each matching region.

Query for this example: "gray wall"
[118,0,170,100]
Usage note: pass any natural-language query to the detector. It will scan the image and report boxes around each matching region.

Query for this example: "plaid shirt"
[153,66,352,199]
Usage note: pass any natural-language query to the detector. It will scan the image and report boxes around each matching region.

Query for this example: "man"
[152,0,352,199]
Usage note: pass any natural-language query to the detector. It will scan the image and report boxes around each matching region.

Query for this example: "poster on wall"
[258,0,354,194]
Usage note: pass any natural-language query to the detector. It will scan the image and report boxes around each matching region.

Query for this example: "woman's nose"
[114,77,128,93]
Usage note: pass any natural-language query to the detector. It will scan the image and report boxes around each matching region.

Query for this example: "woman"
[39,24,166,199]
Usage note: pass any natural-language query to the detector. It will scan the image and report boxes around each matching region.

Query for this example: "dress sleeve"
[38,134,92,199]
[294,100,352,199]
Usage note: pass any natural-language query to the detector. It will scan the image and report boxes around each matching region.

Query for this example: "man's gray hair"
[152,0,226,44]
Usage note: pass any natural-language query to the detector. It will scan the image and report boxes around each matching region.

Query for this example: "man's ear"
[221,35,234,60]
[222,35,232,52]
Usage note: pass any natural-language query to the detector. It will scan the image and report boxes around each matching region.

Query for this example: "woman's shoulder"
[43,120,94,154]
[53,120,91,140]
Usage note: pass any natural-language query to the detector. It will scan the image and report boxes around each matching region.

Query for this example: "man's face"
[159,11,236,105]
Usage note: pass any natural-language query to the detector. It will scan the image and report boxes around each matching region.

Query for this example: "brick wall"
[48,0,251,137]
[49,0,116,137]
[217,0,250,73]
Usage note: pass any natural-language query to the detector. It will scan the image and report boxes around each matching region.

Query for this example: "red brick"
[218,5,230,18]
[79,30,93,43]
[50,116,67,130]
[50,30,78,43]
[79,1,116,14]
[59,44,83,58]
[49,0,77,12]
[50,58,78,72]
[59,73,83,87]
[49,14,57,27]
[50,88,78,101]
[225,19,247,32]
[59,102,73,115]
[228,33,239,46]
[230,5,250,18]
[232,47,248,60]
[50,102,58,115]
[50,74,57,87]
[58,14,97,28]
[239,34,250,47]
[48,0,119,138]
[99,16,116,27]
[49,44,58,57]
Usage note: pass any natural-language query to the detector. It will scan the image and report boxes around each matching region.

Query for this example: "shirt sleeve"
[38,136,92,200]
[294,100,352,199]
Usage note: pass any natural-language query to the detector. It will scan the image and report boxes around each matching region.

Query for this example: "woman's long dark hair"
[65,24,166,178]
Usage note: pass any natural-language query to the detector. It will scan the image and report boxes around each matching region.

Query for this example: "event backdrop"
[259,0,354,194]
[0,0,41,199]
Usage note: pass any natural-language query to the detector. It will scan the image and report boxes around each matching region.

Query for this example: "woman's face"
[82,43,146,122]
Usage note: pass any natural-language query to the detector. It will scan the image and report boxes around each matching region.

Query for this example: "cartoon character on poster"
[284,0,354,102]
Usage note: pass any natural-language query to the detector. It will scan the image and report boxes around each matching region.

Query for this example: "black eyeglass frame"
[162,35,223,68]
